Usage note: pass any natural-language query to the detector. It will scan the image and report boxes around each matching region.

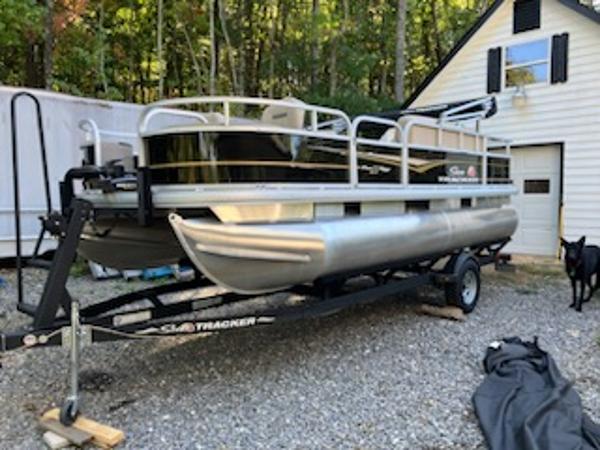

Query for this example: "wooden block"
[40,419,93,447]
[42,431,71,449]
[419,304,466,321]
[43,408,125,448]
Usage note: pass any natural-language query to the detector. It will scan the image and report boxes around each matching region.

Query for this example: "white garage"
[405,0,600,256]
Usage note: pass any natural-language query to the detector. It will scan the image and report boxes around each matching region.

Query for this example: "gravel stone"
[0,266,599,449]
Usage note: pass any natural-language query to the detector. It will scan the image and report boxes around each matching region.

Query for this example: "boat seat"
[378,115,481,151]
[202,112,226,125]
[261,97,306,130]
[379,127,399,143]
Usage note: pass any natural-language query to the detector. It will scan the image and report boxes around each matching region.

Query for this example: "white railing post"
[78,119,101,166]
[402,125,410,186]
[311,110,318,131]
[223,101,230,126]
[349,134,358,187]
[482,136,488,185]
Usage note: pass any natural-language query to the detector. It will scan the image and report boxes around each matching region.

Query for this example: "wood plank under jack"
[42,408,125,448]
[419,304,466,321]
[39,419,92,447]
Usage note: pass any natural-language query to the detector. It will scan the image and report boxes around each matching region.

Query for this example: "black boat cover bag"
[473,337,600,450]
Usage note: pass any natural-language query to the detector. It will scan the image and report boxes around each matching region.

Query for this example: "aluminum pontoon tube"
[169,207,518,294]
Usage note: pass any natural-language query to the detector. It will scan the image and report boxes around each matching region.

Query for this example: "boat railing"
[139,96,353,137]
[351,116,405,185]
[79,119,139,165]
[349,114,511,186]
[137,96,511,187]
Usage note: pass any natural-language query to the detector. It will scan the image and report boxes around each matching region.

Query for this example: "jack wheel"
[60,399,79,426]
[445,258,481,314]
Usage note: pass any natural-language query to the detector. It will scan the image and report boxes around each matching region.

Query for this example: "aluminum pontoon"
[3,92,517,426]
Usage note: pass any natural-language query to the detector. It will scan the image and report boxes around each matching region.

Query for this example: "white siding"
[411,0,600,246]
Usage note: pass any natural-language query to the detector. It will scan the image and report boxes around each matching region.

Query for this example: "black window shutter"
[514,0,541,34]
[551,33,569,84]
[487,47,502,94]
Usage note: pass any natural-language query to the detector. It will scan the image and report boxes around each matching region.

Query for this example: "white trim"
[80,184,516,210]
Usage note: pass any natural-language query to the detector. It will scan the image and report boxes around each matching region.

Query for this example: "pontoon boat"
[73,96,517,294]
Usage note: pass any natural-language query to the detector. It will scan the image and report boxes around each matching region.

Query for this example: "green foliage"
[305,90,399,117]
[0,0,495,110]
[0,0,44,84]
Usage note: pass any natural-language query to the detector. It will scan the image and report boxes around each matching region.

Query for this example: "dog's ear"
[560,237,568,247]
[578,236,586,247]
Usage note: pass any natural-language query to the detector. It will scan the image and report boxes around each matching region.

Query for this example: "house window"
[504,39,549,88]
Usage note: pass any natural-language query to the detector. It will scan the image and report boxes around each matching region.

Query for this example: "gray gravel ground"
[0,264,599,449]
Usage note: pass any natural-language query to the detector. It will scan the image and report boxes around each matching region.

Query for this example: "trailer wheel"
[445,258,480,313]
[59,399,79,426]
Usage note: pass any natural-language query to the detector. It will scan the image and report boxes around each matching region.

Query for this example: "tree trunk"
[280,1,290,95]
[218,0,239,94]
[98,2,108,94]
[267,0,279,98]
[394,0,407,103]
[157,0,164,98]
[43,0,54,88]
[329,40,337,97]
[310,0,319,91]
[430,0,443,65]
[209,0,216,96]
[182,24,204,95]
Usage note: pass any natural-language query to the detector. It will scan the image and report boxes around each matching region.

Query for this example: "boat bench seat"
[378,115,481,151]
[261,97,306,130]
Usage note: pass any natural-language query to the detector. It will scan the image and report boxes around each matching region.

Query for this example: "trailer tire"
[445,258,480,314]
[59,399,79,426]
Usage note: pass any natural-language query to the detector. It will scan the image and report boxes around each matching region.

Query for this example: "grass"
[69,257,89,278]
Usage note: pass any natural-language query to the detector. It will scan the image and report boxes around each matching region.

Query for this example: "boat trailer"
[2,91,511,426]
[0,196,509,425]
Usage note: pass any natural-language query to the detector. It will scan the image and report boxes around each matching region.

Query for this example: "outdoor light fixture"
[512,85,528,107]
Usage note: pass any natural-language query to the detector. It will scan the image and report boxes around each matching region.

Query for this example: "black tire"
[59,399,79,426]
[445,258,481,314]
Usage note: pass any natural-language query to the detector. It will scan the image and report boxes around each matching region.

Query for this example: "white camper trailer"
[0,88,142,259]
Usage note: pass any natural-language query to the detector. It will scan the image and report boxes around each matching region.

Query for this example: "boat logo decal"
[439,164,480,184]
[135,316,269,336]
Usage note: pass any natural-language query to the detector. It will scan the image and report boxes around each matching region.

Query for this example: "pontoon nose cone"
[169,213,326,294]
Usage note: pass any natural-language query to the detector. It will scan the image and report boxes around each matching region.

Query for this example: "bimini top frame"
[136,95,511,188]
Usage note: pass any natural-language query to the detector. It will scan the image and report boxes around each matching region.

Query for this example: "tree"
[394,0,408,103]
[157,0,164,98]
[43,0,54,88]
[0,0,490,112]
[209,0,216,96]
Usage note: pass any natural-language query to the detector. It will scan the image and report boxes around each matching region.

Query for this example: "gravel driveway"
[0,264,599,449]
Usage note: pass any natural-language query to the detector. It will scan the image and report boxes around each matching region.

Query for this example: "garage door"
[505,145,561,256]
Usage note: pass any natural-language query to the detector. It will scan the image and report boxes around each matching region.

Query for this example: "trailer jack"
[60,300,82,426]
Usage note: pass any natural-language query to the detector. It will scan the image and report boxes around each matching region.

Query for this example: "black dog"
[560,237,600,312]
